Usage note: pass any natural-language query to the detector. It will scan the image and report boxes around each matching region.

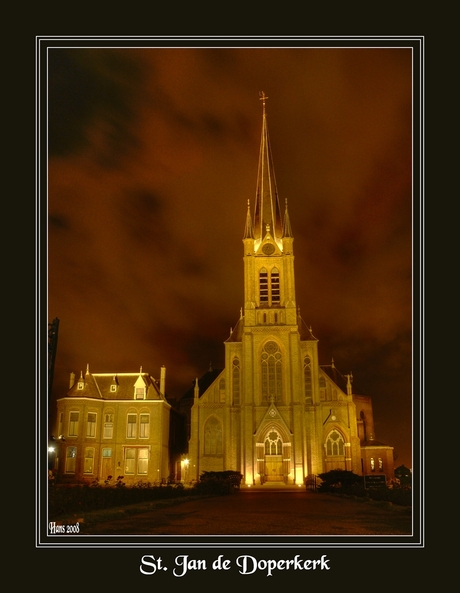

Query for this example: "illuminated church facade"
[51,98,394,486]
[184,97,394,485]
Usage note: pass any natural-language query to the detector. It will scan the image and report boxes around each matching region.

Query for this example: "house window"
[304,355,312,402]
[204,417,223,455]
[125,448,136,474]
[139,414,150,438]
[378,458,383,472]
[326,430,345,456]
[261,341,282,402]
[69,412,79,436]
[86,413,96,437]
[270,268,280,304]
[65,446,77,473]
[110,384,117,392]
[138,448,149,474]
[84,448,94,474]
[124,448,148,475]
[135,387,145,400]
[103,413,113,439]
[232,358,240,405]
[127,413,137,438]
[370,457,375,472]
[78,382,84,390]
[58,412,63,436]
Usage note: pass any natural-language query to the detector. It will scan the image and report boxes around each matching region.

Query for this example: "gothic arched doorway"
[264,429,283,481]
[261,429,287,482]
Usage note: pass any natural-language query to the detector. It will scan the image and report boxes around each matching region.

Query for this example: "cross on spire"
[259,91,269,114]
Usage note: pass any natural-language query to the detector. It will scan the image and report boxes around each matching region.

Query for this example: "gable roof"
[66,370,164,401]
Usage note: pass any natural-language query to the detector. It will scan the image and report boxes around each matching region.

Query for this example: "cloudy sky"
[45,39,417,469]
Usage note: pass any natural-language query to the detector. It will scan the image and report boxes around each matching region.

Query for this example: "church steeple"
[253,92,283,250]
[242,95,298,327]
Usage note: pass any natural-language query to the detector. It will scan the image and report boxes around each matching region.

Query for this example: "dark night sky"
[45,40,417,469]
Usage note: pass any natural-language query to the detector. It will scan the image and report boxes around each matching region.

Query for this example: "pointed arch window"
[219,378,226,403]
[264,430,282,455]
[304,355,312,402]
[326,430,345,456]
[204,417,223,455]
[319,376,326,401]
[232,358,240,405]
[261,341,282,402]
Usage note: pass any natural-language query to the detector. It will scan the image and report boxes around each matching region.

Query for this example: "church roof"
[180,367,223,401]
[361,439,393,449]
[320,363,349,392]
[298,315,317,341]
[225,316,244,342]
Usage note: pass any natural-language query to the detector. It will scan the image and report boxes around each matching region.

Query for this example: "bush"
[314,469,412,507]
[48,479,188,518]
[195,471,243,495]
[193,477,234,496]
[317,469,363,493]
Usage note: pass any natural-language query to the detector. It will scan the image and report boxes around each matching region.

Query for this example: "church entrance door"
[264,455,284,482]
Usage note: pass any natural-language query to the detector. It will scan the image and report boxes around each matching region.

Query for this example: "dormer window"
[135,387,145,400]
[78,382,84,390]
[110,384,117,393]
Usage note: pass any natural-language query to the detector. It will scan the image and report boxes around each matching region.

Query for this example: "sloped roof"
[180,367,223,401]
[298,316,317,341]
[225,316,244,342]
[66,371,164,401]
[320,364,349,393]
[361,439,393,449]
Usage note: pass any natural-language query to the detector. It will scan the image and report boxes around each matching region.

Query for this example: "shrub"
[317,469,363,493]
[48,480,189,518]
[195,470,243,495]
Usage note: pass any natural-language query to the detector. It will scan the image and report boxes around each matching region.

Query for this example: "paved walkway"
[80,489,412,538]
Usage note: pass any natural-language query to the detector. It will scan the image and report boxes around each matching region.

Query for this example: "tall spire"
[253,92,283,248]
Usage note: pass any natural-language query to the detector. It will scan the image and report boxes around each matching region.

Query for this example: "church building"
[183,96,394,485]
[51,97,394,486]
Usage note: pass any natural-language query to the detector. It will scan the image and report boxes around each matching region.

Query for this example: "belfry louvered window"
[259,267,280,306]
[271,268,280,303]
[260,268,268,303]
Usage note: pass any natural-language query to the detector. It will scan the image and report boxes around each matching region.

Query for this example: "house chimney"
[160,365,166,395]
